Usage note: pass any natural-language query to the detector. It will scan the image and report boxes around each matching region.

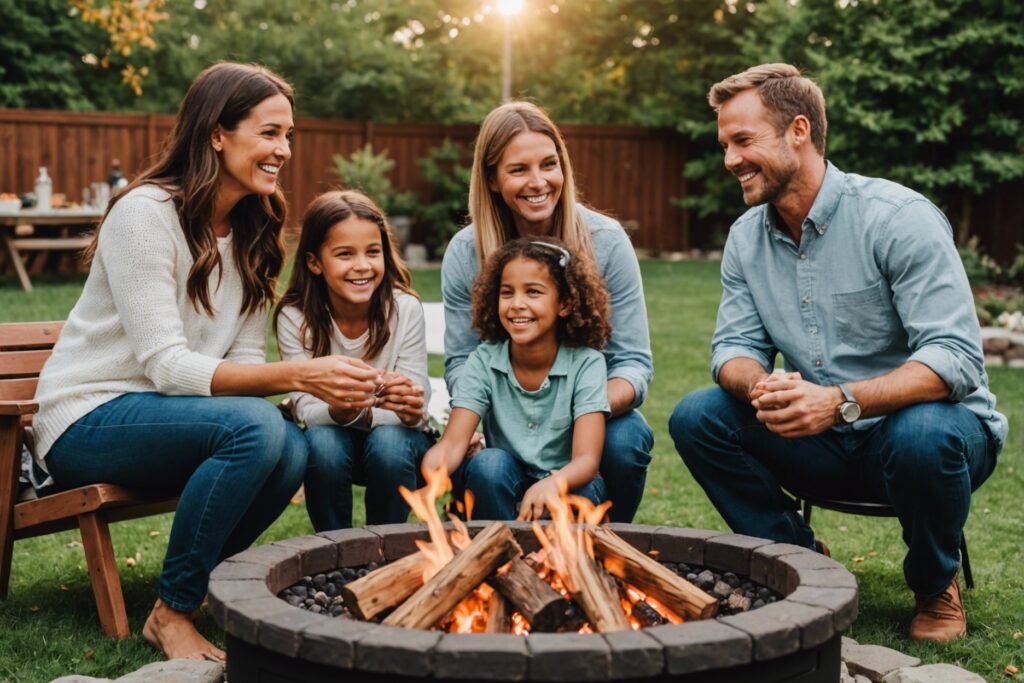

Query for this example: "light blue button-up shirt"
[441,205,653,409]
[712,162,1007,447]
[451,341,610,473]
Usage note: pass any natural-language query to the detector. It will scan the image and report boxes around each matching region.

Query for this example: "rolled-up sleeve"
[877,200,983,402]
[441,232,480,396]
[600,229,653,408]
[711,235,777,382]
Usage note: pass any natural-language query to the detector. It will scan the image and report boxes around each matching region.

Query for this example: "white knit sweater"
[33,185,268,462]
[276,291,430,430]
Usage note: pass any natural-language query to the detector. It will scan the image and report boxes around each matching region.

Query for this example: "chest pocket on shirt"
[831,281,899,353]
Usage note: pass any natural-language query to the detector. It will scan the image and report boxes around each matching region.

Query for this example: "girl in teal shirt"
[422,238,612,520]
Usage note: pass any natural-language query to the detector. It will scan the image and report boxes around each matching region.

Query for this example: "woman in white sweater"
[33,63,382,661]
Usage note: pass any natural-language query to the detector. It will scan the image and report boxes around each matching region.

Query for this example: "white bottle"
[34,167,52,211]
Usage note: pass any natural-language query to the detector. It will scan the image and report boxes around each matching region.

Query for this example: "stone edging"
[208,523,858,681]
[981,326,1024,367]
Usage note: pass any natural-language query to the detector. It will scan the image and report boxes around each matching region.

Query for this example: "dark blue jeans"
[454,447,607,521]
[303,424,433,530]
[46,393,308,613]
[669,387,997,597]
[601,410,655,522]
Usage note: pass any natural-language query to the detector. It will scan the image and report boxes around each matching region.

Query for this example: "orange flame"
[399,461,472,580]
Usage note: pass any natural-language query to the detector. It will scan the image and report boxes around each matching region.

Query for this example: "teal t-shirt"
[451,341,610,473]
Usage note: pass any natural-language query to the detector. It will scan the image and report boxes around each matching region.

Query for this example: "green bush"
[331,144,419,218]
[416,139,471,253]
[958,236,1002,288]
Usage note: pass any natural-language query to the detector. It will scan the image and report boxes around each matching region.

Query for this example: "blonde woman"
[441,101,654,522]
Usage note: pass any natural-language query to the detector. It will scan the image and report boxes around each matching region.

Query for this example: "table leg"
[1,233,32,292]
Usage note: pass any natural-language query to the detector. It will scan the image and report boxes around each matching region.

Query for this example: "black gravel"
[277,558,781,622]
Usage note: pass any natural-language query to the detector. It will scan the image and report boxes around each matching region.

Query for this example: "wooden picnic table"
[0,207,103,292]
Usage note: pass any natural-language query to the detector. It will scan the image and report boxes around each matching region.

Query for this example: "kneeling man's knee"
[669,387,729,446]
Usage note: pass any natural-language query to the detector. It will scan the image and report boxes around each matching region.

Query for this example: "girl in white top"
[275,190,431,530]
[33,64,385,662]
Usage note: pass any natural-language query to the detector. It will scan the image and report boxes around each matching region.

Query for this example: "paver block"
[650,528,723,565]
[881,664,985,683]
[705,534,775,575]
[223,543,302,590]
[356,624,442,676]
[603,523,656,553]
[647,620,752,674]
[223,595,295,645]
[787,585,859,632]
[720,607,800,660]
[433,633,529,680]
[318,527,384,567]
[118,660,224,683]
[209,559,271,582]
[603,629,664,680]
[299,617,378,669]
[527,633,610,681]
[747,599,834,648]
[365,523,431,560]
[208,578,269,626]
[258,604,327,657]
[749,543,809,589]
[272,535,338,576]
[843,640,921,682]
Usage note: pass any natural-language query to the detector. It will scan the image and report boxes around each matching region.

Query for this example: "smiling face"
[498,256,568,351]
[214,93,294,203]
[489,131,565,237]
[717,88,799,207]
[306,215,385,316]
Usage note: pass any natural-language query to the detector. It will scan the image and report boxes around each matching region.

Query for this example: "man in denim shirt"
[670,64,1005,642]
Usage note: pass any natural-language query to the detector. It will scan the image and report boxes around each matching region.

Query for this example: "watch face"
[840,401,861,423]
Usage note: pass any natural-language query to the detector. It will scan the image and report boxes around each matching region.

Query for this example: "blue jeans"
[45,393,308,612]
[670,387,998,597]
[303,424,433,530]
[455,448,607,520]
[601,410,654,522]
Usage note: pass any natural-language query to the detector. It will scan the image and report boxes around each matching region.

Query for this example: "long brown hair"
[275,190,416,360]
[472,237,611,350]
[84,62,294,315]
[468,102,594,266]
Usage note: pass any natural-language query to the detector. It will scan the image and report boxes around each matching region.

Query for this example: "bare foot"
[143,598,226,662]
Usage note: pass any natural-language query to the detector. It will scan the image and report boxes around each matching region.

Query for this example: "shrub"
[416,139,471,253]
[331,144,418,218]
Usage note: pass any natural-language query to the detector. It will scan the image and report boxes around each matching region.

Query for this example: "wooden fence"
[0,109,694,252]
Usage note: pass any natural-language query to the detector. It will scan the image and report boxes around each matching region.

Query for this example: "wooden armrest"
[0,400,38,416]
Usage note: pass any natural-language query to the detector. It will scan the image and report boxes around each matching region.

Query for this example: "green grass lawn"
[1,262,1021,682]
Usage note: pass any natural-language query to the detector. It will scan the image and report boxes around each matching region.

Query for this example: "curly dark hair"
[471,237,612,350]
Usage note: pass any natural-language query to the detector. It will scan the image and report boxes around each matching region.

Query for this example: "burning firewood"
[340,550,426,621]
[383,521,521,630]
[568,550,632,632]
[488,557,577,633]
[485,591,513,633]
[631,599,668,628]
[589,525,719,620]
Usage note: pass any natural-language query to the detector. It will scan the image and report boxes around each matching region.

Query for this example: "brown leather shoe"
[909,572,966,642]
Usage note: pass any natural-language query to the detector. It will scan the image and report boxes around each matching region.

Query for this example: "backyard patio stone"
[842,636,921,682]
[49,660,224,683]
[881,664,986,683]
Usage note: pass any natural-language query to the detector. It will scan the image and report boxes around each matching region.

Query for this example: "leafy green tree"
[416,139,472,251]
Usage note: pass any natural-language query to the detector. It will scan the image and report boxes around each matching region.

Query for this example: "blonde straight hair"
[468,102,594,266]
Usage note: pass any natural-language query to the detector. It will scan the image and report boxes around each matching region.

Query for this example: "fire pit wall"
[209,522,858,683]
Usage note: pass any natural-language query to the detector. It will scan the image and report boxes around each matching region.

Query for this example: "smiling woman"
[440,101,655,523]
[31,63,383,663]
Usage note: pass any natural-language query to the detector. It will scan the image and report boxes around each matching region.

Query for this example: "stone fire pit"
[209,522,857,682]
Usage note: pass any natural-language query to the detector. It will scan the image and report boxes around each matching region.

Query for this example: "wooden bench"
[0,321,178,638]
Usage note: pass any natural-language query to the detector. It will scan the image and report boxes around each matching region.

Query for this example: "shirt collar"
[761,160,845,237]
[490,340,571,377]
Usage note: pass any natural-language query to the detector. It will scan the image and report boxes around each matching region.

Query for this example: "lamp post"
[497,0,523,101]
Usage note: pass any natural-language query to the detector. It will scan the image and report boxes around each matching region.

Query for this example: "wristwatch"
[836,383,861,424]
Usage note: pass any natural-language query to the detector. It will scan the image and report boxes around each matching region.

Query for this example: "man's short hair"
[709,63,827,155]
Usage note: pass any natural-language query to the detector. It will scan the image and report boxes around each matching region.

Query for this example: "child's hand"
[465,433,485,458]
[302,355,380,408]
[374,372,425,426]
[517,476,562,521]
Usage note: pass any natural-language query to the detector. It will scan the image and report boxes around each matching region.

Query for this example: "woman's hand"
[299,355,381,407]
[517,475,563,521]
[373,371,426,426]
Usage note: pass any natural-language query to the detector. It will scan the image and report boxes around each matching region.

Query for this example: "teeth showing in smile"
[524,193,550,204]
[348,278,372,286]
[738,171,757,182]
[258,163,280,175]
[509,318,533,325]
